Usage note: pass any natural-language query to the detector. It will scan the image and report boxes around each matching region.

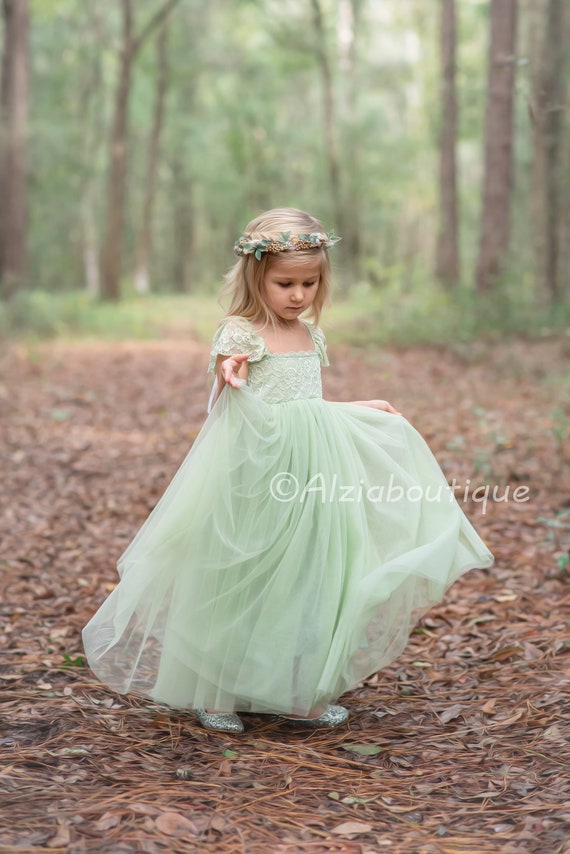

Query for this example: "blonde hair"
[223,208,333,327]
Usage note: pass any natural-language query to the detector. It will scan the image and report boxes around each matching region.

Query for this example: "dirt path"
[1,338,569,853]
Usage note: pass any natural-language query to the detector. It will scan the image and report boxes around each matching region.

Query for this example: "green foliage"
[4,1,567,307]
[62,653,85,668]
[341,744,383,756]
[326,275,570,349]
[0,291,223,341]
[537,510,570,574]
[3,288,568,347]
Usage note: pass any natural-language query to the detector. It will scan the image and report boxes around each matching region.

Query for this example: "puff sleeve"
[208,317,267,373]
[307,324,330,367]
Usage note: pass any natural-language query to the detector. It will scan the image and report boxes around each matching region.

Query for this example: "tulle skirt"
[82,385,493,716]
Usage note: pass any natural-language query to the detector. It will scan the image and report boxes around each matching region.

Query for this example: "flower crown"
[234,230,341,261]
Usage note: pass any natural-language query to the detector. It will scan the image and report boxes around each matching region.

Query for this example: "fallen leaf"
[209,815,226,833]
[542,724,563,741]
[493,592,518,602]
[46,822,71,848]
[438,703,465,723]
[341,744,383,756]
[331,821,373,836]
[491,646,523,660]
[490,708,525,727]
[94,812,120,831]
[155,812,198,837]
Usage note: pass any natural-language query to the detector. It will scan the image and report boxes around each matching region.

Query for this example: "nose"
[291,287,303,303]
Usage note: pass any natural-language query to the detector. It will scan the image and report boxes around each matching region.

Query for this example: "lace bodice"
[209,317,328,404]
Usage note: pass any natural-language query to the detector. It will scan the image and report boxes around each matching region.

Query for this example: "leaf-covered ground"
[1,336,569,854]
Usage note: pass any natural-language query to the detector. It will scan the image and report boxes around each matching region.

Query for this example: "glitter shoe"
[194,709,245,733]
[282,704,349,728]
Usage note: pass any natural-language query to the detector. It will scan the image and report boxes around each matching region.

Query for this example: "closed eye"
[276,280,318,288]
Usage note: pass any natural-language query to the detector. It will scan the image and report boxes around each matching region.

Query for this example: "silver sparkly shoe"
[282,704,349,729]
[194,709,244,733]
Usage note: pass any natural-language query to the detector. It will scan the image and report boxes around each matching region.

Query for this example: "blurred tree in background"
[100,0,181,301]
[529,0,566,304]
[476,0,518,292]
[435,0,459,289]
[0,0,29,296]
[0,0,568,317]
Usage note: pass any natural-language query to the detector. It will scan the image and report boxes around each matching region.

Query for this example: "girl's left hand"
[351,399,402,415]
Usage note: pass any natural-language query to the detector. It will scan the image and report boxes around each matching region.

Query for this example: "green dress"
[82,317,493,716]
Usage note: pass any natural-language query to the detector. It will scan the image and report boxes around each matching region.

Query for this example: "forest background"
[1,0,569,345]
[2,3,570,850]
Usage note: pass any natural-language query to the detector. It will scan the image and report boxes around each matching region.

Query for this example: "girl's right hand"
[220,354,250,388]
[351,399,402,415]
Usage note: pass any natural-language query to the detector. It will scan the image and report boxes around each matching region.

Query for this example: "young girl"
[83,207,493,734]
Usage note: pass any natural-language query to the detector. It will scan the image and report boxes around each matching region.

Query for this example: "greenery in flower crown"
[234,231,341,260]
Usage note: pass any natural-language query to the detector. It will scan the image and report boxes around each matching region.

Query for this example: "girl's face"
[262,255,322,323]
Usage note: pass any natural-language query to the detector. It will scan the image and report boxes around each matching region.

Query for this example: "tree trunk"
[171,154,194,292]
[134,23,170,296]
[475,0,518,292]
[83,190,100,299]
[80,2,108,299]
[337,0,363,270]
[167,0,209,292]
[310,0,344,240]
[560,7,570,302]
[100,0,134,302]
[531,0,566,303]
[99,0,181,301]
[0,0,29,296]
[435,0,460,288]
